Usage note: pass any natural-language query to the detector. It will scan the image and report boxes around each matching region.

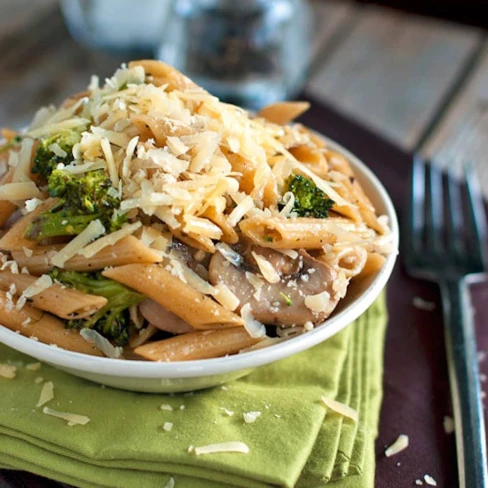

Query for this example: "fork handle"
[440,278,488,488]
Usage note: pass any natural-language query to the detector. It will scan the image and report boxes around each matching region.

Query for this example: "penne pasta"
[0,168,17,228]
[317,246,368,279]
[102,264,244,329]
[129,60,198,91]
[11,235,163,275]
[356,252,386,279]
[0,271,108,319]
[1,128,18,142]
[290,145,328,171]
[0,198,58,251]
[258,101,310,125]
[201,207,238,244]
[0,290,103,356]
[240,216,348,249]
[134,327,262,361]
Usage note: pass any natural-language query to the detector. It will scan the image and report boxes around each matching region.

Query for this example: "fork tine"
[404,155,426,260]
[463,162,487,269]
[426,161,444,255]
[445,167,464,261]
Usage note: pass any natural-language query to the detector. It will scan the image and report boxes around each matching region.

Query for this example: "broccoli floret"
[32,130,82,179]
[50,269,145,346]
[284,174,335,218]
[24,169,126,241]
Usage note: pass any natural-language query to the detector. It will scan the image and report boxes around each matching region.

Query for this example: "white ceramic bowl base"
[0,137,399,392]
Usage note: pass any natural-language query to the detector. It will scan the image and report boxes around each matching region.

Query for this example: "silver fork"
[404,156,488,488]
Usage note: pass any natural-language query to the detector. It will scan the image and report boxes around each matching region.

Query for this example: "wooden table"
[0,2,487,487]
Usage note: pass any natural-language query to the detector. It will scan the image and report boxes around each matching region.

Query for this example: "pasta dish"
[0,61,393,361]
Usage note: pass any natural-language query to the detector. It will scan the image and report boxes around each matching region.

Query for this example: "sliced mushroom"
[209,246,340,326]
[139,299,194,334]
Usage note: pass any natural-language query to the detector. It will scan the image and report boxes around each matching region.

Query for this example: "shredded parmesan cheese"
[424,474,437,486]
[12,138,35,182]
[163,477,175,488]
[23,197,43,213]
[0,363,16,379]
[385,435,409,457]
[193,441,250,455]
[78,221,142,258]
[42,407,90,426]
[243,411,261,424]
[26,362,41,371]
[213,283,240,311]
[412,296,436,311]
[251,251,280,284]
[51,219,105,267]
[36,381,54,407]
[321,396,358,423]
[162,422,173,432]
[0,182,41,201]
[80,329,123,358]
[22,274,53,298]
[100,137,119,186]
[220,407,234,416]
[304,291,331,314]
[240,304,266,338]
[228,195,254,227]
[160,404,173,411]
[443,416,454,434]
[22,246,33,258]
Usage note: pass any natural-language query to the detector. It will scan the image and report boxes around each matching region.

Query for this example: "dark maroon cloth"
[1,99,487,488]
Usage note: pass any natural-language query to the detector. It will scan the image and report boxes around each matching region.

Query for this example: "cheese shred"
[193,441,250,455]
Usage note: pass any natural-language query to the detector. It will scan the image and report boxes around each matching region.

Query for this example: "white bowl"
[0,137,399,392]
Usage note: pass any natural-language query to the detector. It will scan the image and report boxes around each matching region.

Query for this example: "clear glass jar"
[60,0,172,57]
[156,0,312,109]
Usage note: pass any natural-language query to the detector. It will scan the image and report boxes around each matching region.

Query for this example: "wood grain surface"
[421,43,488,188]
[307,5,483,150]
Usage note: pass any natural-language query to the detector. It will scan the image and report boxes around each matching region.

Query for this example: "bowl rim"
[0,136,399,378]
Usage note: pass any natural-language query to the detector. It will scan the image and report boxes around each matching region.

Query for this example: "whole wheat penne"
[0,290,103,356]
[356,252,386,279]
[129,60,198,91]
[0,200,17,228]
[258,101,310,125]
[102,263,244,329]
[0,271,107,319]
[0,198,58,251]
[134,327,262,361]
[325,150,354,177]
[1,128,18,141]
[0,168,18,228]
[240,216,346,249]
[170,225,216,253]
[201,207,238,244]
[11,235,163,275]
[317,246,367,279]
[290,145,328,178]
[348,178,384,233]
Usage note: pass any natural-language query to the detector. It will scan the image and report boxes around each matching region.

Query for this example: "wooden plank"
[309,0,357,66]
[306,5,482,150]
[0,6,124,129]
[422,42,488,191]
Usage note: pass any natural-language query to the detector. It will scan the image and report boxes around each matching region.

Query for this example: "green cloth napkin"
[0,293,387,488]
